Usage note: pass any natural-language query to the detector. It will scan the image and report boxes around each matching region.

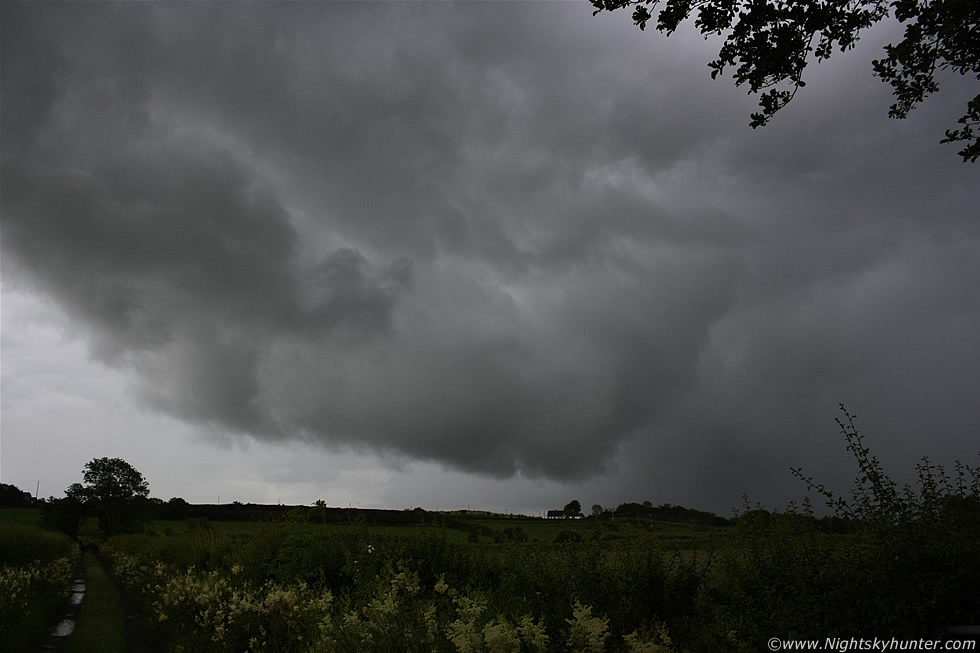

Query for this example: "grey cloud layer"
[3,2,977,509]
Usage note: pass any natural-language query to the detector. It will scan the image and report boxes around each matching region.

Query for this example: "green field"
[0,506,42,527]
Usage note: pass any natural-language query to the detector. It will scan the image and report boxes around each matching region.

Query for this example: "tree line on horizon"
[5,472,862,541]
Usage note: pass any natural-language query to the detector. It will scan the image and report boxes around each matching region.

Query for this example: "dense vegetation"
[6,406,979,651]
[0,518,80,651]
[104,518,699,651]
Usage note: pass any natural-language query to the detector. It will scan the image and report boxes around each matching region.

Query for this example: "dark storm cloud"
[2,2,977,510]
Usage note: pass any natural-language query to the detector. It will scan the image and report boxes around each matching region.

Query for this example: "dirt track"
[36,546,163,653]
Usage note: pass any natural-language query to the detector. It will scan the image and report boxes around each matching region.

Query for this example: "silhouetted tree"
[39,496,83,538]
[564,499,582,517]
[592,503,604,517]
[313,499,329,524]
[160,496,191,520]
[0,483,33,506]
[68,457,150,536]
[591,0,980,161]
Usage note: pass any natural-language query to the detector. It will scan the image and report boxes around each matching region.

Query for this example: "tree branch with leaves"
[591,0,980,161]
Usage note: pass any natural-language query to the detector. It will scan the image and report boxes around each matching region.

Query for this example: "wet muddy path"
[35,545,162,653]
[34,558,85,652]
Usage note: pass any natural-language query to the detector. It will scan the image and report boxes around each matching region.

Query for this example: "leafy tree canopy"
[590,0,980,161]
[67,457,149,504]
[66,457,150,536]
[564,499,582,516]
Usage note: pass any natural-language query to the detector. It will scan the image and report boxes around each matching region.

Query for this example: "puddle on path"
[51,618,75,638]
[37,572,85,650]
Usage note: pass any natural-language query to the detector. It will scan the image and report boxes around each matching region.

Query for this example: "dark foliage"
[0,482,34,507]
[613,501,732,527]
[99,404,978,650]
[564,499,582,517]
[718,405,980,645]
[67,457,150,537]
[39,496,83,538]
[553,530,585,544]
[590,0,980,161]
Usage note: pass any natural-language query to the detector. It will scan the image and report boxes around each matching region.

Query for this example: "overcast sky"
[2,1,977,516]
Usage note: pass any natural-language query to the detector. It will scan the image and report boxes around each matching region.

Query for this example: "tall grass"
[0,520,75,565]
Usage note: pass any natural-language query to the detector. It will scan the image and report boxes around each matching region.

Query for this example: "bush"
[0,521,76,566]
[716,405,980,643]
[553,531,583,544]
[0,524,79,651]
[39,497,83,538]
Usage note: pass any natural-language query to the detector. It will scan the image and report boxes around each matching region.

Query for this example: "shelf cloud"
[3,2,977,510]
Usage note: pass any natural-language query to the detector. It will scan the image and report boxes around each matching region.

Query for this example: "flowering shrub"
[0,549,78,616]
[0,540,80,649]
[621,624,675,653]
[442,594,551,653]
[105,547,331,652]
[566,601,609,653]
[104,543,675,652]
[321,563,435,651]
